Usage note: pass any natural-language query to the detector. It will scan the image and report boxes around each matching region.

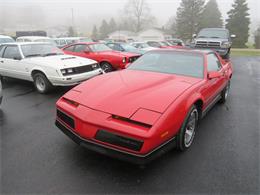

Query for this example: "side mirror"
[84,50,90,54]
[208,71,222,80]
[231,34,236,38]
[192,34,197,38]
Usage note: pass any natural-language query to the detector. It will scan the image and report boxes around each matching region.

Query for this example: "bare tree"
[124,0,155,32]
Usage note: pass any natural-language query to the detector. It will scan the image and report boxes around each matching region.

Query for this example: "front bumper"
[55,120,176,165]
[194,46,229,56]
[49,69,103,86]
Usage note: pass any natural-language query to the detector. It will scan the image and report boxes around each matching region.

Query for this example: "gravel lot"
[1,57,259,194]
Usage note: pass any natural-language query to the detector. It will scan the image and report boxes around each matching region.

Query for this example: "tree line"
[91,0,251,48]
[174,0,250,48]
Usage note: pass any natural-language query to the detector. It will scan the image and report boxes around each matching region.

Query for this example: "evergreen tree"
[91,25,98,41]
[226,0,250,48]
[176,0,205,41]
[200,0,223,29]
[108,18,117,33]
[99,20,109,39]
[68,26,75,37]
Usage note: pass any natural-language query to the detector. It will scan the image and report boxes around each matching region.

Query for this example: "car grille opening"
[195,41,221,48]
[112,115,152,129]
[95,130,144,151]
[62,63,100,76]
[57,109,75,129]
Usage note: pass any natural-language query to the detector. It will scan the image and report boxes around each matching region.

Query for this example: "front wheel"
[100,62,114,73]
[177,105,199,151]
[222,49,230,60]
[33,72,53,94]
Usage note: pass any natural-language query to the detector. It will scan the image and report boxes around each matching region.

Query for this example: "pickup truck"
[192,28,236,59]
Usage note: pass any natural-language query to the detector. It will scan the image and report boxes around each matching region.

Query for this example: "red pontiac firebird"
[55,49,233,164]
[62,42,141,72]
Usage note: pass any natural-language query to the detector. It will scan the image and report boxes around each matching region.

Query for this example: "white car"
[0,42,103,93]
[130,42,156,52]
[0,35,15,45]
[54,37,93,48]
[16,36,56,46]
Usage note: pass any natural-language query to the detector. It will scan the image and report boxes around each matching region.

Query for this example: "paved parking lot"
[1,57,259,194]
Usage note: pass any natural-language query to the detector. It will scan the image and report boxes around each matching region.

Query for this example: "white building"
[108,31,137,42]
[108,28,172,42]
[138,28,172,41]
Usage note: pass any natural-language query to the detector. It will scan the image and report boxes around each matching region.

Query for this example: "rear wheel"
[219,81,231,103]
[100,62,113,73]
[33,72,53,94]
[177,105,199,151]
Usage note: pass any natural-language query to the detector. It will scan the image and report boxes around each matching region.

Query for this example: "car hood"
[24,54,97,68]
[98,51,141,57]
[68,70,201,118]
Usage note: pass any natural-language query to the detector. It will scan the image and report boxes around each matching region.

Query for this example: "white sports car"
[0,42,103,93]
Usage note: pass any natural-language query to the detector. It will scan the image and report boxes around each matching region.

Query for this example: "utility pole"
[71,8,76,36]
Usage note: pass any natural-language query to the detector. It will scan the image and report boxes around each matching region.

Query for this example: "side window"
[207,53,222,72]
[3,46,21,59]
[74,44,87,53]
[64,45,75,52]
[0,45,6,57]
[117,45,124,51]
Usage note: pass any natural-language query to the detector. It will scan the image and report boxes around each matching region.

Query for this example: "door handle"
[0,60,4,63]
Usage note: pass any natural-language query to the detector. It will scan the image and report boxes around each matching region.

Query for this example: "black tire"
[0,75,4,83]
[100,62,114,73]
[32,72,53,94]
[219,81,231,103]
[222,49,230,59]
[177,105,199,151]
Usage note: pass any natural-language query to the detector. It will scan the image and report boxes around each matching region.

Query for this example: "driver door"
[201,53,227,108]
[0,45,28,80]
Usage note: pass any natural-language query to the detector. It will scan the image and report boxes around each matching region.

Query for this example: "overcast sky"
[1,0,259,33]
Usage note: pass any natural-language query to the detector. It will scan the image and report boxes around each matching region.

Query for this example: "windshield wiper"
[197,36,207,38]
[210,36,221,38]
[25,54,42,58]
[43,53,63,57]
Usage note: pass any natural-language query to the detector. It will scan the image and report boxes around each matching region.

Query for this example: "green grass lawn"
[231,48,260,56]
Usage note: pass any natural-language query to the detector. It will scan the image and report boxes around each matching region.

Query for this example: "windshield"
[139,43,150,48]
[21,44,64,57]
[121,43,139,51]
[0,38,15,44]
[160,41,170,46]
[147,42,161,48]
[89,43,112,52]
[198,29,228,39]
[128,51,204,78]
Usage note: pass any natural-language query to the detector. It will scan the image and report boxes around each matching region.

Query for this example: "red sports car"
[62,42,141,72]
[55,49,233,164]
